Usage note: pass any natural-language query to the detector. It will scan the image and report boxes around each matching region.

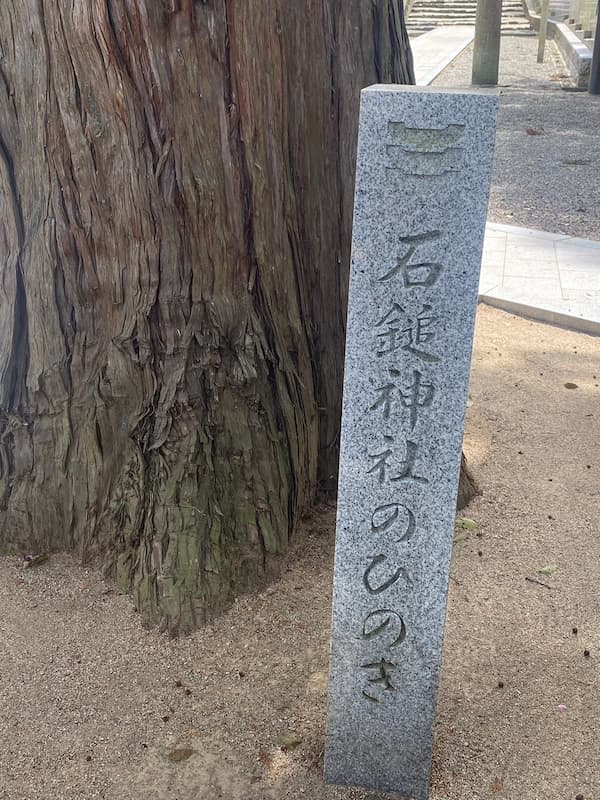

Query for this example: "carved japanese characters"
[325,86,497,800]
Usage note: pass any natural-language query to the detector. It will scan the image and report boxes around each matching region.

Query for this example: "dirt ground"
[1,304,598,800]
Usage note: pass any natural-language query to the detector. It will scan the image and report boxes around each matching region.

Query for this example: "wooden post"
[589,2,600,94]
[472,0,503,86]
[537,0,551,63]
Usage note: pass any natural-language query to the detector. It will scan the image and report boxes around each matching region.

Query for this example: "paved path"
[410,27,475,85]
[410,30,600,335]
[482,223,600,334]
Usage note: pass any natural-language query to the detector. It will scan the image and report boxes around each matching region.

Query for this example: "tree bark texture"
[457,453,478,511]
[0,2,414,631]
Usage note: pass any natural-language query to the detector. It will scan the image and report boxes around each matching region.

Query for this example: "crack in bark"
[221,0,299,552]
[388,0,415,83]
[0,132,29,413]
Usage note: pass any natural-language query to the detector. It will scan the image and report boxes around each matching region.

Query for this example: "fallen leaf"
[166,748,195,762]
[538,564,558,576]
[492,776,503,793]
[258,750,273,770]
[456,517,477,530]
[276,732,303,751]
[525,126,544,135]
[174,728,201,745]
[564,382,578,389]
[23,553,49,569]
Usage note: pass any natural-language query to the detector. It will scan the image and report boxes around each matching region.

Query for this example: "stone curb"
[522,0,593,87]
[479,223,600,336]
[478,293,600,336]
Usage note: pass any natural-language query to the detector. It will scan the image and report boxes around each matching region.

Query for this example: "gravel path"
[432,35,600,240]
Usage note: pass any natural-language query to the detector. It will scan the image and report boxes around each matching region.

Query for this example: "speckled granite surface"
[324,86,497,799]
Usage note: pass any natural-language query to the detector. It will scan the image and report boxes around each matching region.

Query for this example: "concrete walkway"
[410,29,600,336]
[410,27,475,86]
[481,223,600,335]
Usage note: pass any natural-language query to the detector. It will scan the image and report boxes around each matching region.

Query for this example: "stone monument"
[324,86,498,799]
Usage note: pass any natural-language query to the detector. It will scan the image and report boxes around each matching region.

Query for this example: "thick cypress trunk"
[0,2,413,631]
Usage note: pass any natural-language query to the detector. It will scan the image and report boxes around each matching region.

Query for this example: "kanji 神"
[396,369,436,430]
[370,382,395,420]
[370,369,435,430]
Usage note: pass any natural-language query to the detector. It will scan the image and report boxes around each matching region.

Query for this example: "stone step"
[409,8,478,13]
[408,0,525,4]
[409,4,525,14]
[407,26,532,32]
[407,21,533,33]
[409,1,524,8]
[408,6,525,12]
[408,17,530,24]
[407,0,531,29]
[408,1,526,15]
[408,16,531,24]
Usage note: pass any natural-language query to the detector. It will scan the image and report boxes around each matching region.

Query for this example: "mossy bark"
[0,2,413,631]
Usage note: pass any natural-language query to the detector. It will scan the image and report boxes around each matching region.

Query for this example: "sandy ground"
[1,304,598,800]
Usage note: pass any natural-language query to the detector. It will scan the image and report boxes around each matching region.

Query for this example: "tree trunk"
[457,453,479,511]
[0,2,413,631]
